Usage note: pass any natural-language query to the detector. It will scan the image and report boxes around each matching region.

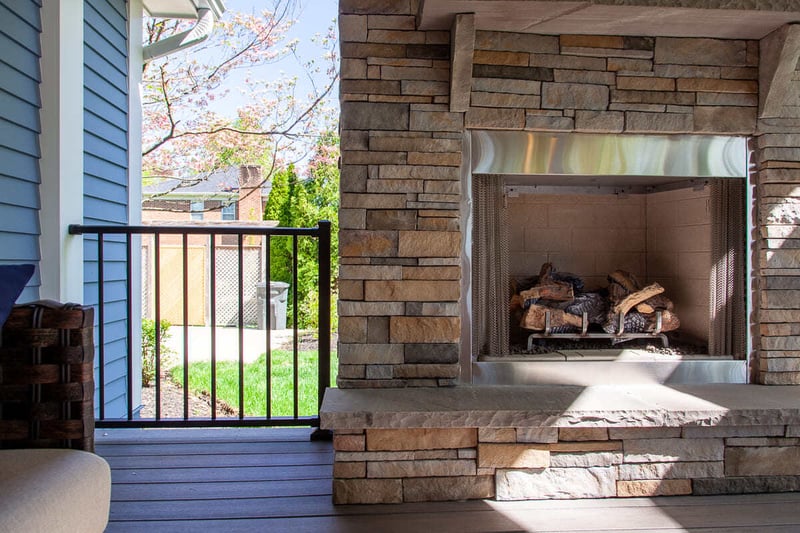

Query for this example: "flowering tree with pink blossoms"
[141,0,338,187]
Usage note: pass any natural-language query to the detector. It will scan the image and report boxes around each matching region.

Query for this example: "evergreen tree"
[264,135,339,329]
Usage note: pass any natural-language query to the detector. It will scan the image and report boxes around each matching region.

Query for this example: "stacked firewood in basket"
[510,263,680,336]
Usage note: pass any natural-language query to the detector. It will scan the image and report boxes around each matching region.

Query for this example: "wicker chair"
[0,301,110,533]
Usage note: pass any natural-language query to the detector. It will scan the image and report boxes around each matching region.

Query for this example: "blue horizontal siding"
[84,130,128,167]
[84,87,127,124]
[90,0,127,38]
[0,32,39,79]
[84,0,129,420]
[85,111,127,149]
[83,176,129,206]
[0,176,39,209]
[0,117,39,157]
[85,8,126,54]
[0,147,39,180]
[0,62,39,107]
[85,47,127,92]
[0,89,41,131]
[0,234,40,262]
[0,0,41,301]
[0,3,41,53]
[0,203,40,233]
[84,196,128,224]
[92,315,129,347]
[83,280,130,306]
[0,0,40,32]
[85,152,129,183]
[83,68,128,110]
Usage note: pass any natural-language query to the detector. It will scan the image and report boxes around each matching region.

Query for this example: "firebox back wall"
[507,187,712,343]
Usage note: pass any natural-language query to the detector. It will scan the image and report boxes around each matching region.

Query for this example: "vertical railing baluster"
[97,234,105,421]
[182,233,189,421]
[265,235,272,419]
[154,233,162,421]
[126,234,133,420]
[292,235,299,420]
[210,235,217,421]
[238,234,245,419]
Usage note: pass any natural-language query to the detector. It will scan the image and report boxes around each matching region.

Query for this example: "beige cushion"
[0,449,111,533]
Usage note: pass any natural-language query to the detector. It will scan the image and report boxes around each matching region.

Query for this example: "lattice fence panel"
[214,245,264,327]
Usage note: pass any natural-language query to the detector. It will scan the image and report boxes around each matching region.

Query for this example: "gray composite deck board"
[103,450,332,468]
[97,428,800,532]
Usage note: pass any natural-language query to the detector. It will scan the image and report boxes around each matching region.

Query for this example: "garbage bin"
[256,281,290,330]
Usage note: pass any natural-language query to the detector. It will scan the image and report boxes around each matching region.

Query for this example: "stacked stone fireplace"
[326,0,800,505]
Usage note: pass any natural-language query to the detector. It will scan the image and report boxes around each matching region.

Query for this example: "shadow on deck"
[96,428,800,532]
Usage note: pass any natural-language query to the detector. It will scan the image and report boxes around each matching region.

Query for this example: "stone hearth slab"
[320,385,800,430]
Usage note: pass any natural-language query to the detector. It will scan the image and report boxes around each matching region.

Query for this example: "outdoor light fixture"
[142,0,226,62]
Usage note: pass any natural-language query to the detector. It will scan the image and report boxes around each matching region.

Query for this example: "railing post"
[311,220,332,441]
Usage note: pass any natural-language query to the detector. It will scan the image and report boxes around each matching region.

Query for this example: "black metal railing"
[68,222,331,429]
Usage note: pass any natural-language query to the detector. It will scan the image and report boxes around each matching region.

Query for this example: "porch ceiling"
[418,0,800,39]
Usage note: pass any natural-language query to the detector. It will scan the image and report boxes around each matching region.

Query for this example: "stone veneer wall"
[338,0,800,387]
[334,0,800,504]
[332,424,800,503]
[756,131,800,384]
[338,1,463,388]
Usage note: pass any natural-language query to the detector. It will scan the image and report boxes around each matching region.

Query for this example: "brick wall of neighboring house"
[337,0,800,388]
[238,165,265,222]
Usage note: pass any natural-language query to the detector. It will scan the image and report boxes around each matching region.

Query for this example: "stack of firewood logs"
[510,263,680,336]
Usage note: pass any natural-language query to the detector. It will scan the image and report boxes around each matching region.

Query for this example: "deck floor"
[96,427,800,532]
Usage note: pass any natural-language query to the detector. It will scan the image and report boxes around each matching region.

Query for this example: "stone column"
[754,132,800,385]
[338,0,464,387]
[755,24,800,385]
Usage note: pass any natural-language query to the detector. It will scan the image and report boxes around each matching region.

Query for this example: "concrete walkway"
[164,326,295,363]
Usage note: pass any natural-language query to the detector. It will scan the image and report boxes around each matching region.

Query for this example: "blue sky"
[216,0,339,116]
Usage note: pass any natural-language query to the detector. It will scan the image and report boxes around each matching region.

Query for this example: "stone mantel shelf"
[320,385,800,430]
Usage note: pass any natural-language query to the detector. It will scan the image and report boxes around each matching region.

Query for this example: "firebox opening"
[463,131,751,385]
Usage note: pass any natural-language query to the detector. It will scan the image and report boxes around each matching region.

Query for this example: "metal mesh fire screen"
[472,174,510,356]
[709,179,747,358]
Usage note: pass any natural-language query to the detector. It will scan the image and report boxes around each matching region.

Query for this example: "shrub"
[141,318,173,387]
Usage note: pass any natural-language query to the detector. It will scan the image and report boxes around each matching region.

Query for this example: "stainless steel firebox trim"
[462,130,753,385]
[472,131,748,178]
[460,132,474,383]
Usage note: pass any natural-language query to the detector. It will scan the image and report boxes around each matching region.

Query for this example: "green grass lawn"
[170,350,338,418]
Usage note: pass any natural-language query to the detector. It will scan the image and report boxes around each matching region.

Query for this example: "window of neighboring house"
[221,203,236,221]
[190,200,204,221]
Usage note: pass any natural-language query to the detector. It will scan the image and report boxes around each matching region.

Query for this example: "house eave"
[143,0,225,19]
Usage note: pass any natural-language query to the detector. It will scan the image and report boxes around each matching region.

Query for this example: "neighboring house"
[0,0,224,419]
[140,165,277,327]
[142,164,271,226]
